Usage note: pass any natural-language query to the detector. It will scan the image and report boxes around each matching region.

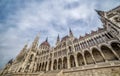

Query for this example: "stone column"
[98,48,107,62]
[91,53,96,64]
[83,54,87,65]
[67,57,70,69]
[61,59,63,69]
[51,60,54,70]
[74,55,79,67]
[46,61,49,71]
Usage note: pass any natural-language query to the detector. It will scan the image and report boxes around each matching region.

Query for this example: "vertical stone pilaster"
[51,60,54,70]
[67,57,70,69]
[90,51,96,64]
[83,54,87,65]
[75,55,79,67]
[46,61,49,71]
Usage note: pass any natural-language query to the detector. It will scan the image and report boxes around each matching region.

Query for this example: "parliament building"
[0,6,120,76]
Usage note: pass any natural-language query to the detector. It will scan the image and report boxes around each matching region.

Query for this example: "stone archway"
[70,55,76,67]
[63,57,67,69]
[92,48,105,63]
[101,45,118,61]
[77,53,84,66]
[84,51,94,64]
[53,59,57,70]
[58,58,62,69]
[111,42,120,57]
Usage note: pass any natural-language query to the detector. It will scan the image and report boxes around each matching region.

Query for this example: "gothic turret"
[15,44,28,62]
[31,34,39,51]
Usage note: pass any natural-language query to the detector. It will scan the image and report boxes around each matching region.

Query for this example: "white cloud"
[0,0,120,68]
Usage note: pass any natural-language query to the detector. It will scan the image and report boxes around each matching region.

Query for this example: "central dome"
[40,38,50,47]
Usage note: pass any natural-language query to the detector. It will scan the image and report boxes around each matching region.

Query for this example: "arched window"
[84,51,94,64]
[53,59,57,70]
[111,42,120,57]
[92,48,104,63]
[69,46,72,52]
[101,45,118,61]
[77,53,84,66]
[63,57,67,69]
[58,58,62,69]
[70,55,76,67]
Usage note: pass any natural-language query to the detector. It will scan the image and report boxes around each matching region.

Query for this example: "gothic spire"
[33,33,40,44]
[69,28,73,37]
[95,9,105,17]
[45,37,48,42]
[21,43,28,52]
[32,33,40,50]
[57,34,60,42]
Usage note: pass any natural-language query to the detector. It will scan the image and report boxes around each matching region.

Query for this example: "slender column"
[98,48,107,62]
[74,55,79,67]
[61,59,63,69]
[101,34,107,42]
[90,52,96,64]
[67,57,70,68]
[56,61,58,70]
[51,60,54,70]
[106,33,111,39]
[83,54,87,65]
[46,61,49,71]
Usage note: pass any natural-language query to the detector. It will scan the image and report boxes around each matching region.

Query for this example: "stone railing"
[63,60,120,73]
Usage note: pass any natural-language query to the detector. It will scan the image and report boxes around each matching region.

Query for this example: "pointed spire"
[57,34,60,42]
[21,43,28,52]
[56,34,60,45]
[33,33,40,43]
[32,33,40,50]
[69,28,73,37]
[95,9,105,17]
[45,37,48,42]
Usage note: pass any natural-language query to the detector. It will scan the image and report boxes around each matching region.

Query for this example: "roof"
[40,41,50,47]
[61,35,69,42]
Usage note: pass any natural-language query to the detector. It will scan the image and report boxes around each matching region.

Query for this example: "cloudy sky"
[0,0,120,69]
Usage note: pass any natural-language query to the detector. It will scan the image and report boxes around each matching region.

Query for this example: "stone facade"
[0,5,120,76]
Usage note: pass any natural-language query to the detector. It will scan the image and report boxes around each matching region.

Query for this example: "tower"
[31,34,40,52]
[15,44,28,62]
